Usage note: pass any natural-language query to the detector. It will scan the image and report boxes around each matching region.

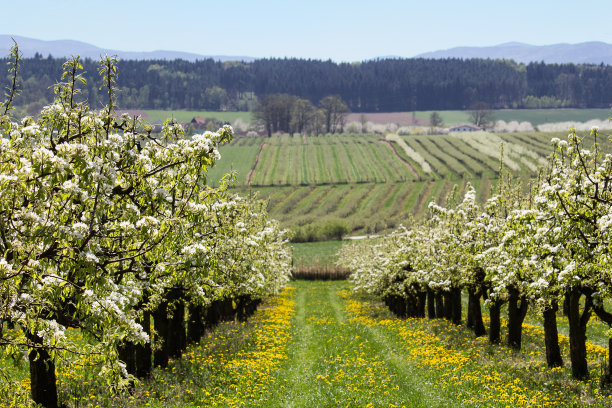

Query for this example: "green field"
[206,144,262,186]
[202,130,612,237]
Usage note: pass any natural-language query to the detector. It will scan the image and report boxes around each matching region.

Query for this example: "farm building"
[448,124,481,132]
[191,117,208,129]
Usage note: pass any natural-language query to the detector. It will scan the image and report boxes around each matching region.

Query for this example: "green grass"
[247,134,411,186]
[143,108,610,128]
[494,108,611,126]
[262,281,447,407]
[291,241,345,268]
[150,281,612,407]
[205,144,261,186]
[414,110,472,126]
[142,109,252,124]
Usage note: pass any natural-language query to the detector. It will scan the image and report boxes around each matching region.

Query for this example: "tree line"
[254,94,349,136]
[3,55,612,116]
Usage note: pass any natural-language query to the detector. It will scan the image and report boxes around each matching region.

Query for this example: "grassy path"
[265,281,453,407]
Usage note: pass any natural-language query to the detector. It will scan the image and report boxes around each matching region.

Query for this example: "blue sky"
[2,0,611,61]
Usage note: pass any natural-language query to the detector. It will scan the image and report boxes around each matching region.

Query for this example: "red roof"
[191,117,207,125]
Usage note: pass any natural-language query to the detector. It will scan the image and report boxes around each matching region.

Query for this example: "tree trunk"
[567,288,591,380]
[467,288,486,337]
[507,286,529,350]
[247,298,261,318]
[450,287,462,325]
[590,301,612,384]
[488,300,502,344]
[135,311,152,378]
[543,301,563,368]
[386,295,407,318]
[397,296,407,318]
[427,288,436,319]
[236,295,250,322]
[167,297,186,359]
[435,293,444,318]
[27,333,59,408]
[205,300,220,330]
[153,300,169,368]
[220,298,236,322]
[117,342,137,376]
[563,292,570,316]
[188,304,205,343]
[443,291,452,320]
[406,295,418,318]
[417,291,427,318]
[466,293,474,330]
[602,338,612,387]
[608,338,612,386]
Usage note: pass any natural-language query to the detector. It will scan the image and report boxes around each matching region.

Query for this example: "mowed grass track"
[205,130,612,234]
[261,281,449,407]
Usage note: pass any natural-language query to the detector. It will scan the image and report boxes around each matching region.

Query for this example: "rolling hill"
[0,35,255,62]
[415,41,612,64]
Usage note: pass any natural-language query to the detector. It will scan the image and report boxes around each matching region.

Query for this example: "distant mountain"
[0,35,255,62]
[415,42,612,65]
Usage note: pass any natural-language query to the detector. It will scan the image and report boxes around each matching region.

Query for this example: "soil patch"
[380,140,420,180]
[246,143,267,185]
[346,112,430,126]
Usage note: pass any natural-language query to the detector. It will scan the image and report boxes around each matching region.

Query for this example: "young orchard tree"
[426,200,464,325]
[499,202,565,367]
[475,161,527,346]
[442,185,488,336]
[537,128,612,380]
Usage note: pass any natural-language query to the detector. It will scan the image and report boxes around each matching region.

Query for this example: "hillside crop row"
[203,131,598,236]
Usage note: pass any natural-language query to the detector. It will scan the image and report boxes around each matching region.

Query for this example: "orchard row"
[0,45,291,408]
[340,125,612,383]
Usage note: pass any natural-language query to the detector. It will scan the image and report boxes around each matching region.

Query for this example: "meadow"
[142,109,251,124]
